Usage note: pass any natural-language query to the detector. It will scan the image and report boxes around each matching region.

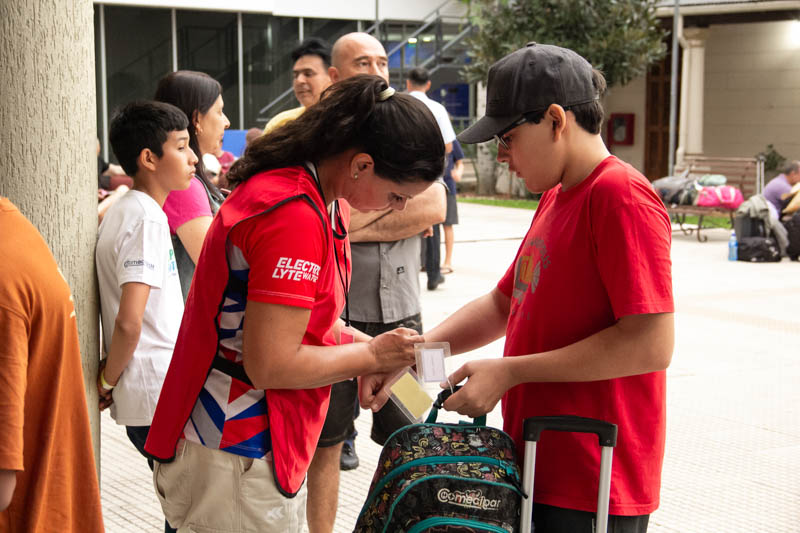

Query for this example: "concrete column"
[474,82,498,195]
[677,27,708,164]
[0,0,100,465]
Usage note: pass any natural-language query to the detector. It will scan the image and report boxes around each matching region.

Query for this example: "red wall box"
[607,113,634,146]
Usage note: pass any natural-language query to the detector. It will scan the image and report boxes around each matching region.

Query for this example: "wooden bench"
[667,155,765,241]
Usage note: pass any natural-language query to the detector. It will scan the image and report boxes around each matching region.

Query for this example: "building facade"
[605,0,800,179]
[93,0,470,159]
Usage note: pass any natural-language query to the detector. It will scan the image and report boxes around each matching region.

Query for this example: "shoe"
[340,441,359,471]
[441,266,453,274]
[427,274,445,291]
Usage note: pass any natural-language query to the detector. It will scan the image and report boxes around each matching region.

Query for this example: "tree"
[462,0,667,194]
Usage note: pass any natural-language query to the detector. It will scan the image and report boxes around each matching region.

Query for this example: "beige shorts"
[153,439,307,533]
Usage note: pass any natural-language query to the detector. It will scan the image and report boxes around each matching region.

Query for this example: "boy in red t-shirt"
[418,44,675,532]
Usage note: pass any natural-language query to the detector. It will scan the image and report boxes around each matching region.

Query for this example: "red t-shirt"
[497,156,674,515]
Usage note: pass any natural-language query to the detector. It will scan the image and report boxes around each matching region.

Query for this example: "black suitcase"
[733,215,766,239]
[738,236,781,262]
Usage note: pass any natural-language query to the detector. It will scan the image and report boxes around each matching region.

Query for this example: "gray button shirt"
[348,237,421,323]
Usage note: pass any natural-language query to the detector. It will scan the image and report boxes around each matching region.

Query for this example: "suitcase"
[733,215,766,239]
[353,388,524,532]
[521,416,618,533]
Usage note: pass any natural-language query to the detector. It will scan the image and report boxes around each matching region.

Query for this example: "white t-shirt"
[96,190,183,426]
[409,90,457,145]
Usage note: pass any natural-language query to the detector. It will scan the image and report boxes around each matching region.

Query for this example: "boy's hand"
[98,391,114,411]
[97,359,115,411]
[440,358,513,418]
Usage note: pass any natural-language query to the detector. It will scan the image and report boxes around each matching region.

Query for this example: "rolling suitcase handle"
[520,416,618,533]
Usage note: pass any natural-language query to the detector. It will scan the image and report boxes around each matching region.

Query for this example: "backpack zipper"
[358,455,521,518]
[406,516,510,533]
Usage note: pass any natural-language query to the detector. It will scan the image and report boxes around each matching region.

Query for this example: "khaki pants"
[153,439,307,533]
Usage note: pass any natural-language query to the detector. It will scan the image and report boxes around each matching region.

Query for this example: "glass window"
[242,14,299,128]
[303,18,358,46]
[94,5,104,160]
[177,10,239,128]
[102,6,172,160]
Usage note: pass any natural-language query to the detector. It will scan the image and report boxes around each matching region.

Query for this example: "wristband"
[100,370,115,391]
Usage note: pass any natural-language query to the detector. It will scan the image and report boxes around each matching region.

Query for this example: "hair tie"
[378,87,395,101]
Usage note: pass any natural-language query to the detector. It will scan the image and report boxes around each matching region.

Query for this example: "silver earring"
[353,172,358,180]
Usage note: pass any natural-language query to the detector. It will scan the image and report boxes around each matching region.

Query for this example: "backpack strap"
[425,386,487,426]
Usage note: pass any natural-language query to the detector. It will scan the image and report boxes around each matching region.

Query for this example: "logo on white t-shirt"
[168,248,177,275]
[272,256,320,283]
[123,259,155,270]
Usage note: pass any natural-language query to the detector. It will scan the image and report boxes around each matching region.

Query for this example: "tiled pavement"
[100,201,800,532]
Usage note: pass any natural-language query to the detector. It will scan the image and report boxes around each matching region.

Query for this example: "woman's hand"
[367,327,422,372]
[358,368,406,412]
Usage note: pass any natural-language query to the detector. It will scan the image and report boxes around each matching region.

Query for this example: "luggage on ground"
[737,236,781,262]
[733,215,766,239]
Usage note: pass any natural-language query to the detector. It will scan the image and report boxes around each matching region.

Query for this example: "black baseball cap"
[458,42,598,144]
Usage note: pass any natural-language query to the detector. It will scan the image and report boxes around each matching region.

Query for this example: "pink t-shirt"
[162,177,213,235]
[497,156,674,516]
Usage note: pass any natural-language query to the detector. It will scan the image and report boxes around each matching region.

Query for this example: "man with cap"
[382,43,675,532]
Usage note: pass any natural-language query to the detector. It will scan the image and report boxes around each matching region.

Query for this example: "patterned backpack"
[354,390,524,533]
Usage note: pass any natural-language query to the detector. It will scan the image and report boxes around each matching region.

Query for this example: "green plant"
[460,0,667,87]
[459,196,540,210]
[758,144,786,172]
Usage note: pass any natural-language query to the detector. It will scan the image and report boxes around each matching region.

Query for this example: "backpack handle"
[425,386,487,426]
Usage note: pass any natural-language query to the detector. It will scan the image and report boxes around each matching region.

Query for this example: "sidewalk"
[100,201,800,532]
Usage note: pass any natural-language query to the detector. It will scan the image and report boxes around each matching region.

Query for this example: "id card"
[414,342,452,383]
[387,368,433,422]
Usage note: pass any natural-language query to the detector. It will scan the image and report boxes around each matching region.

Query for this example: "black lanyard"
[304,163,350,327]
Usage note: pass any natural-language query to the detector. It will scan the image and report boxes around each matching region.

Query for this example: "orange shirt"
[0,198,103,532]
